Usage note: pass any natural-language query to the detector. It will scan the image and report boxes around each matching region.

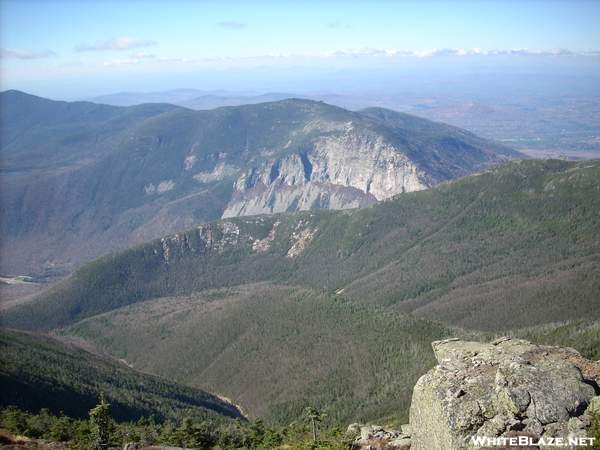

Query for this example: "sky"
[1,0,600,98]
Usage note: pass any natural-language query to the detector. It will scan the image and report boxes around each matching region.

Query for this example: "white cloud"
[76,36,156,52]
[320,47,598,59]
[99,46,600,70]
[1,48,56,60]
[103,58,141,67]
[103,55,197,67]
[130,52,156,59]
[406,47,591,58]
[216,21,247,29]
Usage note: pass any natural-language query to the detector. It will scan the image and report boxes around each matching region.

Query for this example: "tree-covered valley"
[1,158,599,448]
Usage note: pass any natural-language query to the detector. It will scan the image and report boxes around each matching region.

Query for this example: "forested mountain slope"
[0,328,243,422]
[61,284,456,423]
[4,159,598,333]
[2,159,598,424]
[0,90,518,278]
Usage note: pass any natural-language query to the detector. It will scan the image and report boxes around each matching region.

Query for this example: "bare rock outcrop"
[348,423,412,450]
[409,338,600,450]
[222,129,428,218]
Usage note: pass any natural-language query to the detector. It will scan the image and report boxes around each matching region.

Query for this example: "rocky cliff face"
[408,338,600,450]
[223,127,428,217]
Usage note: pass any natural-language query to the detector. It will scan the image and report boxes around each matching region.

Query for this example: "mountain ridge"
[0,90,519,282]
[4,159,597,333]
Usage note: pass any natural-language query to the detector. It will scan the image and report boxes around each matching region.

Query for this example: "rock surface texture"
[222,129,429,218]
[409,338,600,450]
[349,423,412,449]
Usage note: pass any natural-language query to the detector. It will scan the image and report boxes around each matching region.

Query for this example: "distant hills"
[90,89,302,110]
[0,89,518,279]
[3,159,598,424]
[88,88,600,155]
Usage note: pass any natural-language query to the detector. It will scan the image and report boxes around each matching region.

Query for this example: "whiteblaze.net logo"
[471,435,597,447]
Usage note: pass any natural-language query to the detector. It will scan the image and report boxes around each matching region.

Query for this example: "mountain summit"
[0,91,519,277]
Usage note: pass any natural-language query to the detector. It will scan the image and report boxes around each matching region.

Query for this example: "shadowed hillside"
[0,329,243,422]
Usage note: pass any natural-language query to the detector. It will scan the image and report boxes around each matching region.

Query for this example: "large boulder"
[409,338,600,450]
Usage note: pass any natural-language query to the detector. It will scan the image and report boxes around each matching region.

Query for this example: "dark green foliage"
[510,319,600,360]
[0,406,352,449]
[583,411,600,450]
[0,407,92,449]
[0,329,243,422]
[304,407,326,442]
[89,393,112,450]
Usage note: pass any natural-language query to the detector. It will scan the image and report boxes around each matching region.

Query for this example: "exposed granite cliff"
[223,128,428,217]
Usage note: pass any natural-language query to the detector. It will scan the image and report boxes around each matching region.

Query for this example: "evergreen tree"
[303,407,325,442]
[89,392,112,450]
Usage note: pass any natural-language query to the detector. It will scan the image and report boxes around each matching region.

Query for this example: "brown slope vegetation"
[61,283,456,424]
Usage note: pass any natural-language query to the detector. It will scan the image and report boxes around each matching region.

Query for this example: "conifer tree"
[304,406,325,442]
[89,392,111,450]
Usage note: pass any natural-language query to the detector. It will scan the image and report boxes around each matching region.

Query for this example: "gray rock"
[409,338,600,450]
[347,422,362,435]
[222,130,429,218]
[354,424,411,449]
[123,444,142,450]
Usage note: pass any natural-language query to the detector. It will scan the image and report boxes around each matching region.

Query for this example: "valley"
[0,328,243,422]
[60,283,455,424]
[2,158,599,430]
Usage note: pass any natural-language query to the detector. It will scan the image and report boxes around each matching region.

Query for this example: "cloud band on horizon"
[1,48,57,60]
[75,37,156,52]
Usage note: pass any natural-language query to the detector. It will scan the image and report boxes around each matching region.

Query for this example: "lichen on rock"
[409,338,600,450]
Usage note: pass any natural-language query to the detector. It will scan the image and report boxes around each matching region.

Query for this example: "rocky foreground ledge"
[352,337,600,450]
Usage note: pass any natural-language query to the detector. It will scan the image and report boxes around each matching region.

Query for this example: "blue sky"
[1,0,600,98]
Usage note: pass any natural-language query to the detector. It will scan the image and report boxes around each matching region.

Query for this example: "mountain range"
[90,89,302,110]
[0,90,518,282]
[88,88,600,155]
[2,89,598,431]
[3,158,598,424]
